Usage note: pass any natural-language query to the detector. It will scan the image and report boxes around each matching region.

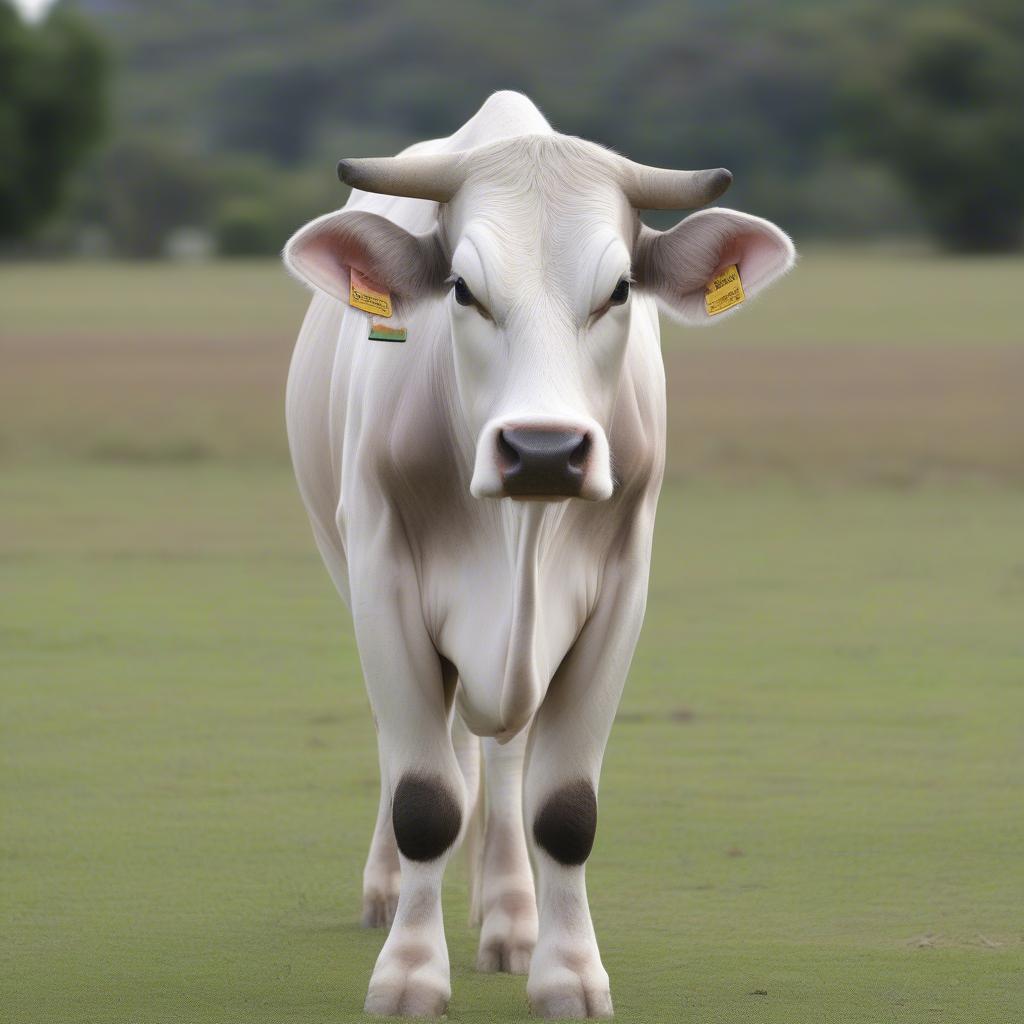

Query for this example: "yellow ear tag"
[704,264,745,316]
[349,268,393,318]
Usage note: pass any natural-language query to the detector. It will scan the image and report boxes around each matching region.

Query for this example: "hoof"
[477,936,534,975]
[528,958,612,1019]
[361,867,400,929]
[364,977,449,1018]
[365,941,450,1018]
[361,887,399,929]
[476,889,537,975]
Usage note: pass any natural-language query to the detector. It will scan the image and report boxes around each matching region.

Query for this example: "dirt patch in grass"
[4,331,1024,483]
[0,332,292,463]
[665,344,1024,484]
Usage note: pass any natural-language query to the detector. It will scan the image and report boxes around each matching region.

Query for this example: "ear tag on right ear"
[349,268,393,318]
[704,264,745,316]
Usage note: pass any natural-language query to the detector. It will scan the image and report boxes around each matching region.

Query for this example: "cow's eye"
[609,279,630,306]
[453,277,475,307]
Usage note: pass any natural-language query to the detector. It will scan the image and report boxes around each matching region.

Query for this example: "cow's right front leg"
[353,573,466,1018]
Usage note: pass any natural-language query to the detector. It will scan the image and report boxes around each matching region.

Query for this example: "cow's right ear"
[283,210,448,309]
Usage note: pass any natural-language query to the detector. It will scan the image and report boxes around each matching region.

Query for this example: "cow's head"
[285,133,794,501]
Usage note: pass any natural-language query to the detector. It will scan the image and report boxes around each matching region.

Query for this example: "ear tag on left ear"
[704,264,745,316]
[368,323,407,343]
[349,268,393,318]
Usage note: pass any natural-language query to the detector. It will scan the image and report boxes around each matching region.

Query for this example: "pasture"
[2,252,1023,1022]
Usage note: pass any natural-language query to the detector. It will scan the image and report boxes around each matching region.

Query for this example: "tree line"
[2,0,1022,256]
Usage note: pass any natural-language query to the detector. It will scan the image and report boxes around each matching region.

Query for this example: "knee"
[392,772,462,862]
[532,779,597,866]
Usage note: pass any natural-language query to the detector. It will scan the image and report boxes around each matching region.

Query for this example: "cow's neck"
[496,501,551,735]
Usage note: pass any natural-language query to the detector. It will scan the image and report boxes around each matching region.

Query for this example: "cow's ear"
[635,208,795,325]
[283,210,448,309]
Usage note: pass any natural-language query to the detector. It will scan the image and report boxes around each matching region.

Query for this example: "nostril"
[496,429,521,472]
[568,432,591,472]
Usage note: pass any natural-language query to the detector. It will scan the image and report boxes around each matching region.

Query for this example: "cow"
[283,91,794,1018]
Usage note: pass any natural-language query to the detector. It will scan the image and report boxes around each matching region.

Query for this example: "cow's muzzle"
[470,417,614,501]
[497,428,590,498]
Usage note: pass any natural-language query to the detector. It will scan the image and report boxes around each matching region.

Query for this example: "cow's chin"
[469,467,615,503]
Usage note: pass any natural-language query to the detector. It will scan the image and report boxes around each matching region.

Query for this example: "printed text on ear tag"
[704,264,745,316]
[349,268,393,318]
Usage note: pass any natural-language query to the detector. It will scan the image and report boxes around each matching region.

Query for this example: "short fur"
[283,90,794,1019]
[392,774,462,862]
[533,780,599,866]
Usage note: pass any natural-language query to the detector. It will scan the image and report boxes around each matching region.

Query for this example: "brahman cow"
[283,91,794,1018]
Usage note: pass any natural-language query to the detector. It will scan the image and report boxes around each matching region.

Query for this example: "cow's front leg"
[476,731,538,974]
[362,739,401,928]
[524,567,648,1019]
[363,696,464,1017]
[354,574,467,1018]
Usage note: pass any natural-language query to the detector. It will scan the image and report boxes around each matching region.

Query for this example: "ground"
[2,251,1023,1022]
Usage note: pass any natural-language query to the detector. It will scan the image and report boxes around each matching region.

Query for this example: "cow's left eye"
[609,279,630,305]
[453,277,475,306]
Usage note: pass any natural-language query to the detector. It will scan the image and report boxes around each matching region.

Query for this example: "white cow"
[283,91,794,1018]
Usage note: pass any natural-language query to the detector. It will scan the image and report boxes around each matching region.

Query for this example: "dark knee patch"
[533,779,597,866]
[392,773,461,862]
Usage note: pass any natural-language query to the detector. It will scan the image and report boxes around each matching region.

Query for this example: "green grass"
[3,463,1022,1023]
[0,261,309,340]
[3,253,1024,1022]
[2,248,1022,347]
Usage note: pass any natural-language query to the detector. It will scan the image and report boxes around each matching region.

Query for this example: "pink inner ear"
[656,211,794,325]
[710,231,777,293]
[286,214,389,303]
[350,266,388,296]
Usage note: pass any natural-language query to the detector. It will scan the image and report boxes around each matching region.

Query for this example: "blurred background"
[5,0,1024,258]
[3,2,1022,1022]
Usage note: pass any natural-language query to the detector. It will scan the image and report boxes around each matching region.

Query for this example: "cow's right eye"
[453,277,475,306]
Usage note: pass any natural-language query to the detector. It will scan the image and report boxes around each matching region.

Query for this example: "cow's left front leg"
[524,564,649,1019]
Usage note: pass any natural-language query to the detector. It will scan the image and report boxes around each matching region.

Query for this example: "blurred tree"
[212,65,327,165]
[75,136,213,257]
[42,0,1016,254]
[0,1,108,241]
[844,6,1024,251]
[215,198,282,256]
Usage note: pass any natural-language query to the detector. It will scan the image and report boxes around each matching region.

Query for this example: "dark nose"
[497,428,591,497]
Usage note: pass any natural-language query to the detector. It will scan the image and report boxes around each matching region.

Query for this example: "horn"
[616,157,732,209]
[337,152,468,203]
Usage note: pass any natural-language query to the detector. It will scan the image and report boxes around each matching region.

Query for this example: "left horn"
[337,152,468,203]
[615,158,732,210]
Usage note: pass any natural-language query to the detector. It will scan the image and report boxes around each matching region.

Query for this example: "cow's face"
[285,134,794,502]
[442,145,636,501]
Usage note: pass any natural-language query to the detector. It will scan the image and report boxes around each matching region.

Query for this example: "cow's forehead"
[442,134,636,303]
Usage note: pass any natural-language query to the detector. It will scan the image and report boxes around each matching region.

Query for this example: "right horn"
[337,152,468,203]
[616,157,733,210]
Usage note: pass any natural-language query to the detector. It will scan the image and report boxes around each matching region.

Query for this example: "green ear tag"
[369,322,407,343]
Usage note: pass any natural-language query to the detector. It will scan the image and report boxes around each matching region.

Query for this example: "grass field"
[2,251,1023,1022]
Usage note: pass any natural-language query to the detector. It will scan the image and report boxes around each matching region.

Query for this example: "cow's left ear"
[283,209,448,310]
[634,208,795,325]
